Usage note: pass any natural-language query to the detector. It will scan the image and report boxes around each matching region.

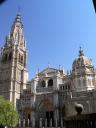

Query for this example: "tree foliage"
[0,96,19,127]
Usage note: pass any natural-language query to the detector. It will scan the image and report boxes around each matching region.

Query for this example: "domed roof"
[72,47,93,70]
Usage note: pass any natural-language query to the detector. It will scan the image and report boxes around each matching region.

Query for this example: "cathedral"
[0,13,96,127]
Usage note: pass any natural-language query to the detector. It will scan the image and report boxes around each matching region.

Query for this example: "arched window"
[28,114,31,120]
[41,80,46,87]
[9,52,12,61]
[61,86,64,90]
[5,54,8,61]
[65,85,67,90]
[67,84,71,90]
[48,79,53,87]
[3,54,8,62]
[18,53,21,63]
[21,55,23,64]
[18,53,23,64]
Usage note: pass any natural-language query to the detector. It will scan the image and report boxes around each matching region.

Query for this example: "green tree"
[0,96,19,127]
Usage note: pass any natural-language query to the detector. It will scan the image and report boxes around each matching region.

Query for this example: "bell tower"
[0,12,28,105]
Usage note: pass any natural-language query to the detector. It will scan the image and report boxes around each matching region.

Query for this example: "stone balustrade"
[36,86,53,93]
[18,118,64,128]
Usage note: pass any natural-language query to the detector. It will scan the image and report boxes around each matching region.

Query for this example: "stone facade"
[1,13,96,127]
[18,64,96,127]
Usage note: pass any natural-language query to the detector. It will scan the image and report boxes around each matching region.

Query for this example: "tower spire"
[3,10,26,50]
[0,12,28,105]
[6,11,26,47]
[15,7,21,23]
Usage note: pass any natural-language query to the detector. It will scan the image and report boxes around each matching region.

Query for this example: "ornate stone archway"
[38,97,54,111]
[37,96,54,126]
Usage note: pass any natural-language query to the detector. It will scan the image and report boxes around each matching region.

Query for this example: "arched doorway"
[38,97,54,127]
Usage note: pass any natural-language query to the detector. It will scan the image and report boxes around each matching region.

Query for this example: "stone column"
[39,118,42,128]
[54,109,59,127]
[45,118,47,127]
[23,119,25,127]
[61,118,63,127]
[55,118,57,127]
[31,111,35,128]
[50,118,52,127]
[19,119,21,127]
[28,119,29,127]
[54,91,59,127]
[46,79,48,87]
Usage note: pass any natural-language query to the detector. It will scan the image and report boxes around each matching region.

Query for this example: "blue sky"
[0,0,96,79]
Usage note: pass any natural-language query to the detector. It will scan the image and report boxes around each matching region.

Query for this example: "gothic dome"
[72,48,93,70]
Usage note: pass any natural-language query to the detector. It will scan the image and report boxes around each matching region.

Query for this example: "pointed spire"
[79,47,84,57]
[15,13,21,23]
[15,7,21,23]
[3,9,25,48]
[11,8,23,32]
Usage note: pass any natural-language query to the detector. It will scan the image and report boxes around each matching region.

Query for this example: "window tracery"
[41,80,46,87]
[48,79,53,87]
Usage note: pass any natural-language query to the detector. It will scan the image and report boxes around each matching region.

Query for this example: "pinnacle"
[79,47,84,57]
[15,13,21,23]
